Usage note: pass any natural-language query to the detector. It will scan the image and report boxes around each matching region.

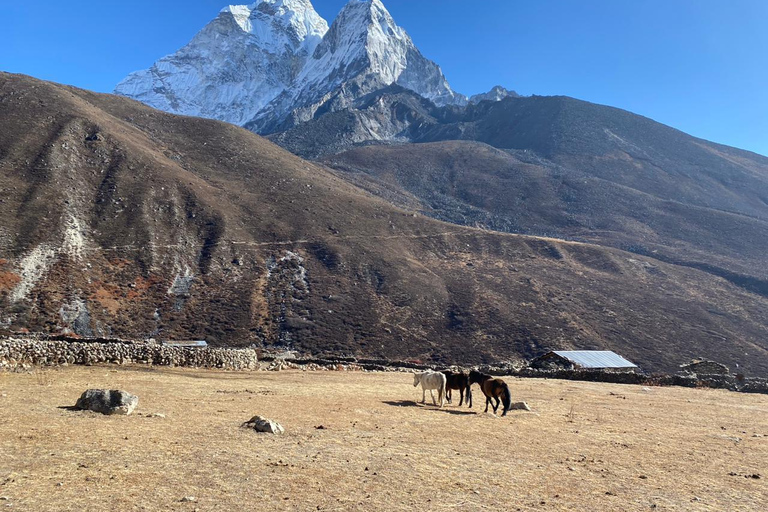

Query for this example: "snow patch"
[223,4,257,32]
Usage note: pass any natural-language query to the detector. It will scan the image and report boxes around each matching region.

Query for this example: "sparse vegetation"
[1,73,768,374]
[0,365,765,511]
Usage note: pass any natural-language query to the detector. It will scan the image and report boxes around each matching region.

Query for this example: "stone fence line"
[0,337,258,371]
[2,336,767,394]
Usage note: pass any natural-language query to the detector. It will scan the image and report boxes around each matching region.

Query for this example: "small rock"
[148,413,166,418]
[75,389,138,415]
[509,401,531,411]
[180,496,196,503]
[241,415,284,434]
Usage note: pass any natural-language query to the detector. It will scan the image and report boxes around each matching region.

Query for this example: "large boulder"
[241,415,284,434]
[75,389,139,415]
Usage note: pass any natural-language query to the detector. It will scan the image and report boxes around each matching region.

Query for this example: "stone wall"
[3,336,767,394]
[679,360,730,376]
[0,337,258,371]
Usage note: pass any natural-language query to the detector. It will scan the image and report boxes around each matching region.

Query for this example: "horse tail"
[501,383,512,416]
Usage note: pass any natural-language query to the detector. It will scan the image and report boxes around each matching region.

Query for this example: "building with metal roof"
[160,340,208,348]
[530,350,638,371]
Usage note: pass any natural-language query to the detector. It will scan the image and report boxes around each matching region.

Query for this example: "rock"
[181,496,196,503]
[75,389,139,415]
[509,401,531,411]
[241,415,285,434]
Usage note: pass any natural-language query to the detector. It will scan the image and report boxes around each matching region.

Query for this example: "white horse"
[413,371,447,407]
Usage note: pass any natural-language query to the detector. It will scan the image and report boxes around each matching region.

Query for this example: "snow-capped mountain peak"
[311,0,409,82]
[221,0,327,50]
[114,0,328,126]
[248,0,466,132]
[116,0,467,133]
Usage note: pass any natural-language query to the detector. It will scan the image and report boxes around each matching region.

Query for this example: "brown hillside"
[1,73,767,373]
[323,140,768,287]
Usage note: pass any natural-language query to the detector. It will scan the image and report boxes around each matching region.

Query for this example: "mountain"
[470,85,520,103]
[321,95,768,294]
[3,73,768,373]
[114,0,328,126]
[247,0,466,133]
[115,0,465,133]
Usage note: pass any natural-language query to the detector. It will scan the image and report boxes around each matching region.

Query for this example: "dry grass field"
[0,366,766,511]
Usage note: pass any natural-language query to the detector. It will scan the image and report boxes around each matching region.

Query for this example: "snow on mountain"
[115,0,466,133]
[248,0,467,133]
[114,0,328,126]
[469,85,520,104]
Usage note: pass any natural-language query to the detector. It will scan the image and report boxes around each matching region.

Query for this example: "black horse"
[468,370,511,416]
[441,370,472,408]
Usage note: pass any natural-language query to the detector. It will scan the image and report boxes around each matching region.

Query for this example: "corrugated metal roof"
[552,350,637,369]
[161,340,208,348]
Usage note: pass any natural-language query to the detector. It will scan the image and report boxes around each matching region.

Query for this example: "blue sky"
[2,0,766,156]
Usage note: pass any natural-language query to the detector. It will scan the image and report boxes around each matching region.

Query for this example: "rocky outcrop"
[75,389,139,415]
[0,337,258,370]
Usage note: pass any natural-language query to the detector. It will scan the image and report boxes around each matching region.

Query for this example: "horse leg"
[467,386,473,408]
[430,389,437,406]
[446,388,452,404]
[493,397,500,414]
[458,388,464,406]
[484,395,490,413]
[422,388,426,404]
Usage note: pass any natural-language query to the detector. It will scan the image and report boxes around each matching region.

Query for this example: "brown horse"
[468,370,512,416]
[441,370,472,408]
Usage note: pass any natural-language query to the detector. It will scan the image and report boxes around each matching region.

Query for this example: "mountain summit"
[115,0,465,132]
[249,0,466,132]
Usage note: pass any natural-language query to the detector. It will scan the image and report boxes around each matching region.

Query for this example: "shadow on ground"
[382,400,476,415]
